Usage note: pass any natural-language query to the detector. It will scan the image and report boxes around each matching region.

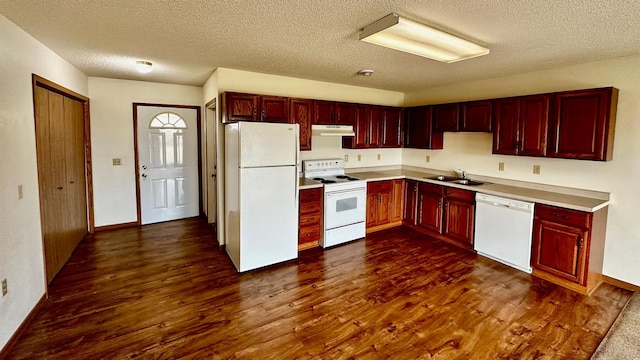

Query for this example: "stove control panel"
[302,159,344,172]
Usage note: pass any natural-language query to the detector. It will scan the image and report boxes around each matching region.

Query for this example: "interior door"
[34,83,89,283]
[206,103,217,224]
[136,106,199,224]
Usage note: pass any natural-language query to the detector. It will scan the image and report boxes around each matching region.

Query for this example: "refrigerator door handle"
[295,124,300,207]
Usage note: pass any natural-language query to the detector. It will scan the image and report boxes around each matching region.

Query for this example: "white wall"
[403,55,640,286]
[0,14,88,351]
[88,78,203,227]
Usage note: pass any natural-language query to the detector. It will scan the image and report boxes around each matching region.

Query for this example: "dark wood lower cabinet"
[417,183,444,234]
[298,188,323,250]
[443,192,475,246]
[532,203,608,295]
[366,180,404,233]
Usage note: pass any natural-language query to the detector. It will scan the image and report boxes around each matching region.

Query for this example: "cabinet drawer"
[299,201,321,215]
[445,187,475,202]
[535,204,591,228]
[299,213,321,226]
[367,180,393,193]
[418,182,444,196]
[300,188,322,202]
[299,225,321,242]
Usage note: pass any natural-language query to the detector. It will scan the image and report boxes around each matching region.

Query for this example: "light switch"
[357,154,362,161]
[18,185,23,200]
[426,155,430,163]
[498,162,505,171]
[533,165,541,174]
[344,155,349,162]
[377,154,381,160]
[112,158,122,166]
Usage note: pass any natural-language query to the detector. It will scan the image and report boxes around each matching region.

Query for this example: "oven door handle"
[326,188,365,197]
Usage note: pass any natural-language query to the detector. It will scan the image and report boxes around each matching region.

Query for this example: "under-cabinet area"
[299,169,609,295]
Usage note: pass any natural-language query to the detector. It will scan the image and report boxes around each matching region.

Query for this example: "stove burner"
[313,177,325,181]
[347,177,359,181]
[335,175,349,179]
[321,180,336,184]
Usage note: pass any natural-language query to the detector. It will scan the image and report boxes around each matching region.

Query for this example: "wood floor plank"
[5,218,631,359]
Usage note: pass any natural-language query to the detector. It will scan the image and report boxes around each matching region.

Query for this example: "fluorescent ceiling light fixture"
[135,60,153,73]
[360,13,489,63]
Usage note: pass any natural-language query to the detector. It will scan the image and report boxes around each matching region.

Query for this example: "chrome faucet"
[457,169,467,179]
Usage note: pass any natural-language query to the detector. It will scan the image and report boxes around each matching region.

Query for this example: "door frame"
[132,103,203,225]
[32,74,95,289]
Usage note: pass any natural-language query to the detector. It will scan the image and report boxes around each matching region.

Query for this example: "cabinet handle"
[253,109,257,119]
[57,186,63,190]
[262,109,266,119]
[437,201,441,208]
[577,235,584,249]
[553,213,568,219]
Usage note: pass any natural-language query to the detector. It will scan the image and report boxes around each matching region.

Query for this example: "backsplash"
[300,135,402,168]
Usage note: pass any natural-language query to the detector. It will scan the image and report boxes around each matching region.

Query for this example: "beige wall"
[403,55,640,286]
[88,78,203,227]
[0,14,88,351]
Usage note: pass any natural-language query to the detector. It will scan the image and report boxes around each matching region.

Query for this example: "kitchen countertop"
[348,169,609,212]
[299,177,324,189]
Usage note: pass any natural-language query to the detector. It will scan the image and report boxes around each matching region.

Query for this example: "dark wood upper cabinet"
[461,100,492,132]
[368,106,383,148]
[336,102,357,125]
[433,103,460,132]
[313,100,336,125]
[492,98,521,155]
[404,106,444,149]
[221,92,259,123]
[549,87,617,161]
[342,104,369,149]
[381,107,403,148]
[290,98,313,151]
[519,95,550,157]
[260,96,289,123]
[493,95,549,157]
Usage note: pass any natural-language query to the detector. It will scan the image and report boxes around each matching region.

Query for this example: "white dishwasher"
[474,193,535,273]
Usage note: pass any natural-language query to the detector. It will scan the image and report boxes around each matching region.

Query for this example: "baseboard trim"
[603,275,640,292]
[0,294,45,359]
[94,221,139,232]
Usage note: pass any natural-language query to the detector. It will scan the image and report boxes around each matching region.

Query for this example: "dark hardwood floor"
[6,217,631,359]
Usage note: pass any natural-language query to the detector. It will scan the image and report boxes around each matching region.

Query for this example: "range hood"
[311,125,355,137]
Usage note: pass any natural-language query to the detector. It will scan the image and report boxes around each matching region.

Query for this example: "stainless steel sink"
[427,175,459,181]
[452,179,484,186]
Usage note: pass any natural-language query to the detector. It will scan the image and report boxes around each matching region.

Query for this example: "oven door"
[324,187,366,230]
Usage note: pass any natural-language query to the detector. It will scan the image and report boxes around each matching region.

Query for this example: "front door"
[136,105,200,224]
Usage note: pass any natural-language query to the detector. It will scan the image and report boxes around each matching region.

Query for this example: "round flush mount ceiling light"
[358,69,374,76]
[135,60,153,73]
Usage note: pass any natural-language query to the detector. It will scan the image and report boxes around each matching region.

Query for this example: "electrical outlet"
[533,165,541,175]
[498,162,505,171]
[425,155,430,163]
[357,154,361,161]
[112,158,122,166]
[1,278,7,297]
[377,154,381,160]
[18,185,23,199]
[344,155,349,162]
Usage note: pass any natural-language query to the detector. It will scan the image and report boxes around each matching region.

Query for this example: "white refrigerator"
[224,122,300,272]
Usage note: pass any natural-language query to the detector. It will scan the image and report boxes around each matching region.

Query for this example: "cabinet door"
[223,92,259,122]
[405,106,444,150]
[336,102,357,125]
[549,88,615,161]
[368,106,383,148]
[433,103,459,132]
[261,96,289,123]
[443,199,475,245]
[417,184,444,234]
[461,100,492,132]
[313,100,336,125]
[366,192,379,227]
[381,107,403,148]
[390,179,404,222]
[492,98,520,155]
[377,191,392,225]
[290,98,313,151]
[519,95,549,157]
[404,180,418,225]
[532,219,587,284]
[343,104,369,149]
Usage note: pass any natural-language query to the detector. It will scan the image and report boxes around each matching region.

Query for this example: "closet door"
[35,85,88,283]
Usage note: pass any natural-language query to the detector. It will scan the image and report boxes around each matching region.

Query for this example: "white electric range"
[302,159,367,248]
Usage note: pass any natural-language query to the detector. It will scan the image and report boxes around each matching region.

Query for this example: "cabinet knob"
[553,213,568,219]
[57,186,63,190]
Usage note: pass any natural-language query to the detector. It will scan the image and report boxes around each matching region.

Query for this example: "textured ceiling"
[1,0,640,92]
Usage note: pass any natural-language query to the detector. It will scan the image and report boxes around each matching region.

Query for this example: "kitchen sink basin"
[453,179,485,186]
[427,175,459,181]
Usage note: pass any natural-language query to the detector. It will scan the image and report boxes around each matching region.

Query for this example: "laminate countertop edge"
[344,170,609,213]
